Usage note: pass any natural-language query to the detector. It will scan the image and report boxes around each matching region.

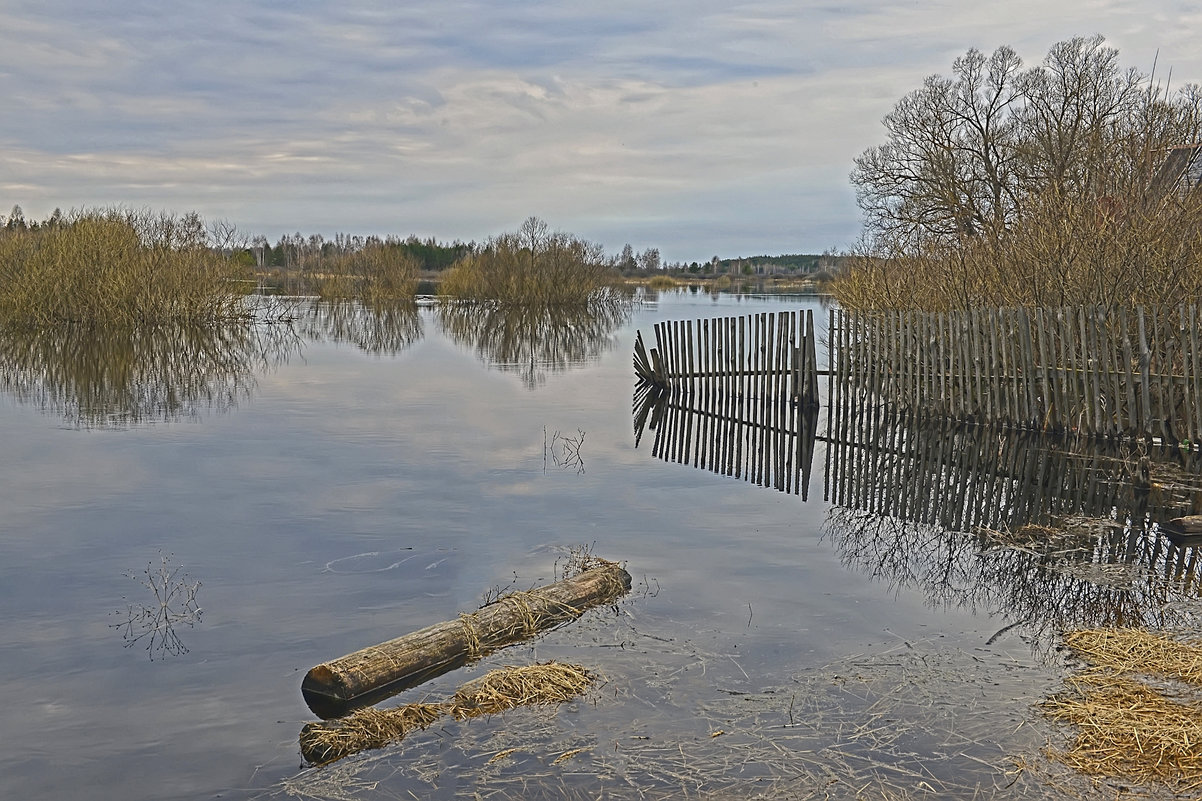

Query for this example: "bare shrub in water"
[0,208,247,326]
[441,217,617,304]
[304,242,419,302]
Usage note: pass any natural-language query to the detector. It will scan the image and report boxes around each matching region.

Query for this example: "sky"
[2,1,1201,264]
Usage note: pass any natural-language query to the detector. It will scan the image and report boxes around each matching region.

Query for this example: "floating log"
[1162,515,1202,547]
[301,560,631,719]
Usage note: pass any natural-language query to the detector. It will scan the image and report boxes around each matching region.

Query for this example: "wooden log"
[301,561,632,719]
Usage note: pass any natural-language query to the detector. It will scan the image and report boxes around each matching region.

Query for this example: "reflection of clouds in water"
[323,549,455,575]
[110,553,203,661]
[0,322,300,428]
[438,294,631,389]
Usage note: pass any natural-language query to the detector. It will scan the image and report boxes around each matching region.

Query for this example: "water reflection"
[633,384,819,499]
[634,387,1202,640]
[822,409,1202,641]
[300,300,423,355]
[438,296,630,389]
[110,553,203,660]
[0,322,300,427]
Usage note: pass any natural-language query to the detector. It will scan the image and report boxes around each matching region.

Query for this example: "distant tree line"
[248,232,475,274]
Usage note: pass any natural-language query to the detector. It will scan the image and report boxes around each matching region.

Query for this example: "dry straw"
[299,703,443,766]
[450,662,595,719]
[300,661,595,765]
[1042,628,1202,793]
[1063,628,1202,685]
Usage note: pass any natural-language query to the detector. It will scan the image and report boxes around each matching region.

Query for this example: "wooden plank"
[1192,305,1202,445]
[1016,307,1035,428]
[1120,307,1138,438]
[1099,308,1123,440]
[1137,307,1153,440]
[1033,308,1051,429]
[1179,305,1194,446]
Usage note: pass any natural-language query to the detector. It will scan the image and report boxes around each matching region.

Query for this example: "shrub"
[0,208,247,326]
[646,274,679,289]
[304,242,419,302]
[441,217,617,304]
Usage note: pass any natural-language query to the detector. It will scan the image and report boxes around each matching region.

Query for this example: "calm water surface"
[3,291,1197,799]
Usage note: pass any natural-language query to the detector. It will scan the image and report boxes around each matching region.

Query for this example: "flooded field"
[2,290,1200,799]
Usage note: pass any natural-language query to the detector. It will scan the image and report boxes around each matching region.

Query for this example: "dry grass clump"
[646,274,679,289]
[0,208,247,326]
[299,703,443,766]
[1042,628,1202,793]
[450,662,595,719]
[1043,673,1202,792]
[440,217,617,305]
[299,662,595,765]
[1063,628,1202,684]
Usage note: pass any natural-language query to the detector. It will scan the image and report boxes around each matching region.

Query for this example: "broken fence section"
[634,308,820,409]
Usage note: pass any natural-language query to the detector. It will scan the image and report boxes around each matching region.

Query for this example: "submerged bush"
[441,217,618,304]
[302,242,420,302]
[0,208,248,326]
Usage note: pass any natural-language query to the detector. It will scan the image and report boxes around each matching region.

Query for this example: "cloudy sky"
[2,1,1200,263]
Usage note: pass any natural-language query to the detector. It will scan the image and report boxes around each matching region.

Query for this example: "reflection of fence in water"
[823,407,1202,637]
[633,377,1202,634]
[633,384,818,499]
[825,404,1202,534]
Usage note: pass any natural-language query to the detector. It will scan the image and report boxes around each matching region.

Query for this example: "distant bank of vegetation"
[835,35,1202,312]
[0,205,835,326]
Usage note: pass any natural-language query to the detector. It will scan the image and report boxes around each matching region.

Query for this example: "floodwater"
[2,290,1200,800]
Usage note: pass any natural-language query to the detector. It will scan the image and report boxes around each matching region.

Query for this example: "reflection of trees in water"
[0,322,300,428]
[823,408,1202,646]
[438,294,631,389]
[827,508,1201,643]
[300,299,423,355]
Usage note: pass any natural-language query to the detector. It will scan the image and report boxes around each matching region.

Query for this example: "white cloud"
[2,0,1201,261]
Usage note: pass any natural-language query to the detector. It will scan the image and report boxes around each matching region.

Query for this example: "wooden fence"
[830,305,1202,446]
[634,309,820,408]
